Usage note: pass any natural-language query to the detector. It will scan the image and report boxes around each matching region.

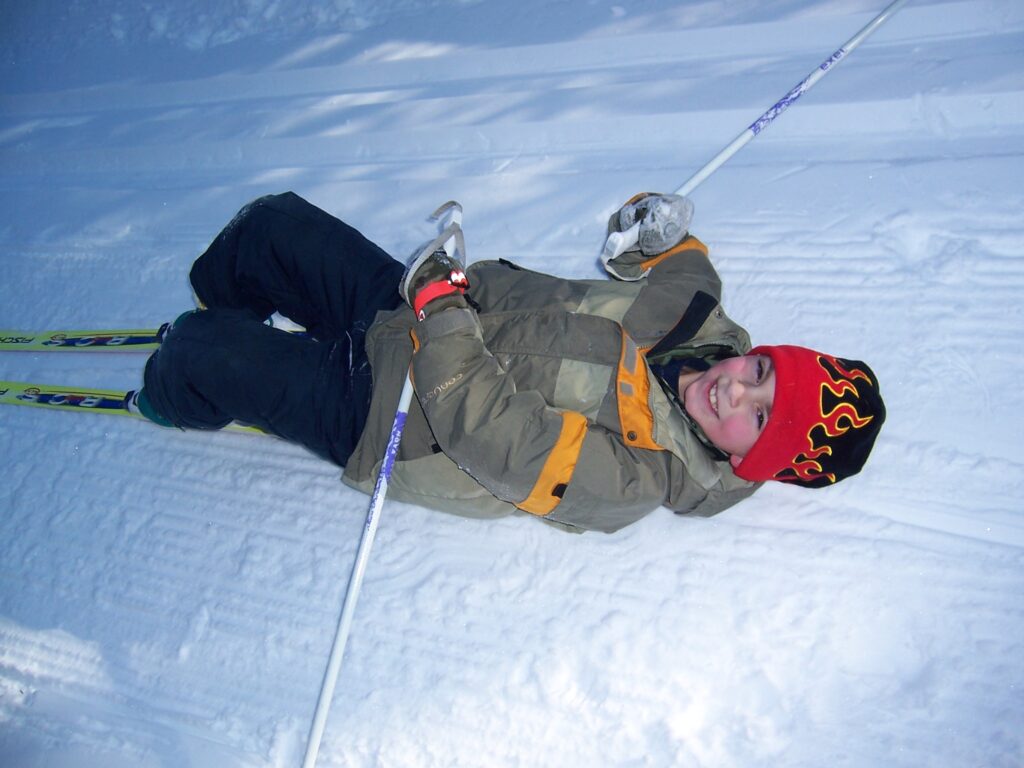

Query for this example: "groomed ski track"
[1,2,1022,766]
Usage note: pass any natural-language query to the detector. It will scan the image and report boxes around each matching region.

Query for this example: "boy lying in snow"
[131,192,885,533]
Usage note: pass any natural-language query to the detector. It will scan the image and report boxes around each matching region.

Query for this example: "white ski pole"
[300,203,463,768]
[602,0,909,264]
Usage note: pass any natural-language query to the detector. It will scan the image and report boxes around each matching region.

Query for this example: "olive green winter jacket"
[341,229,761,533]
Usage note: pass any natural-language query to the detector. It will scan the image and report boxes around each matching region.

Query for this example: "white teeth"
[709,383,718,415]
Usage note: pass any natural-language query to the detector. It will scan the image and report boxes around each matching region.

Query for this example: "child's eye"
[755,358,765,384]
[757,408,766,430]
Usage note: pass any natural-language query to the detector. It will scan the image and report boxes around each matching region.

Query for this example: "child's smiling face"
[679,354,776,465]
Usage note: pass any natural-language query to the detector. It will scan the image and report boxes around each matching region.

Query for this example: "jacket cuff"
[413,306,479,345]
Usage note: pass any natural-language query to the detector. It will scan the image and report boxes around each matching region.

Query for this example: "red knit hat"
[734,345,885,488]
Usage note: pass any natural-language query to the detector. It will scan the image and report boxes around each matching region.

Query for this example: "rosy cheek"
[719,358,746,375]
[718,415,757,449]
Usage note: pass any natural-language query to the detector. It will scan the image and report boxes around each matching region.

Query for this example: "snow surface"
[1,1,1023,766]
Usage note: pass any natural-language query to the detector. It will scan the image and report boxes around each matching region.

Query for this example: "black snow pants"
[143,192,405,467]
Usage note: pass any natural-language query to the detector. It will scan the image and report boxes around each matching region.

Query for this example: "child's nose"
[726,378,745,406]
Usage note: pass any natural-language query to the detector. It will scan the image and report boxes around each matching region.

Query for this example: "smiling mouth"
[709,382,719,416]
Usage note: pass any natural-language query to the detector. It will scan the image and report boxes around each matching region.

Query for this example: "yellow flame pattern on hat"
[786,356,876,484]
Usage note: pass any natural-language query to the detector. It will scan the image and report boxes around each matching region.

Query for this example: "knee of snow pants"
[187,191,404,342]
